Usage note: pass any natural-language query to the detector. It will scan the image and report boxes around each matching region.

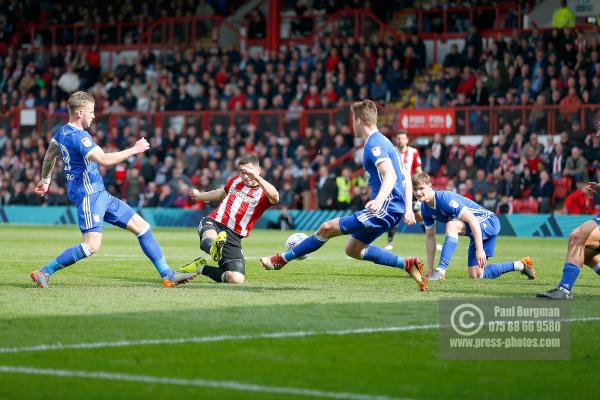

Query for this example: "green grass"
[0,224,598,400]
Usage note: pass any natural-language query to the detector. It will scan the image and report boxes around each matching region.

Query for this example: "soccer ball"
[285,232,309,260]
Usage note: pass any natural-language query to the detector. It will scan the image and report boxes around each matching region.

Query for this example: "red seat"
[435,165,447,178]
[513,198,539,214]
[432,176,449,190]
[552,177,572,204]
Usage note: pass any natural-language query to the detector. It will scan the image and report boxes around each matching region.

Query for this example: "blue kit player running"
[260,99,426,290]
[538,123,600,300]
[412,172,535,282]
[31,91,196,288]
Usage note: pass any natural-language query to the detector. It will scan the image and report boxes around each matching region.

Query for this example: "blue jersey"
[52,124,105,204]
[421,191,495,230]
[363,131,406,214]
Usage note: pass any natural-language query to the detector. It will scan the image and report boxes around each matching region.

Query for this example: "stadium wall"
[0,206,593,238]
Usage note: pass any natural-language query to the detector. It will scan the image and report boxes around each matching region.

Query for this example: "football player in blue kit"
[31,91,197,288]
[260,99,426,290]
[538,122,600,300]
[412,172,535,282]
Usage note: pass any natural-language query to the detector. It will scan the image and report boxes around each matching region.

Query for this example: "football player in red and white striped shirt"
[386,130,423,250]
[181,155,279,284]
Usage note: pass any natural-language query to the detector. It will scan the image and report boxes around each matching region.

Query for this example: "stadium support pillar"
[267,0,281,56]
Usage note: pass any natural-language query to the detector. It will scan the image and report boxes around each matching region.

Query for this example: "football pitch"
[0,224,599,400]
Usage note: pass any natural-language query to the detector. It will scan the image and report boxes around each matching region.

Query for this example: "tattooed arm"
[34,141,60,196]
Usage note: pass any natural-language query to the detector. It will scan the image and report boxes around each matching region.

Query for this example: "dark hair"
[238,154,260,167]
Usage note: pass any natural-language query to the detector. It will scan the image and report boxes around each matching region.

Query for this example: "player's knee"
[568,228,587,246]
[345,245,361,259]
[446,220,461,234]
[224,271,245,284]
[85,241,101,254]
[317,221,336,237]
[468,267,481,279]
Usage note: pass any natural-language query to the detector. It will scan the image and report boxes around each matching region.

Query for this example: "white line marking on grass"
[0,324,438,354]
[0,365,406,400]
[2,316,599,354]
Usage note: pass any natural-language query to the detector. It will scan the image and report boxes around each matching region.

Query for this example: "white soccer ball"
[285,232,309,260]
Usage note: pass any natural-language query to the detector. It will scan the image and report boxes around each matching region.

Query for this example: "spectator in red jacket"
[563,182,595,214]
[457,66,476,96]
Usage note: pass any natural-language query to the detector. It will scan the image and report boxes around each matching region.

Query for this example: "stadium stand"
[0,0,598,215]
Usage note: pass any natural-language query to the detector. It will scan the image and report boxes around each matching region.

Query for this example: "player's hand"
[189,188,201,200]
[365,198,383,214]
[240,164,260,179]
[583,182,600,197]
[476,247,487,269]
[133,137,150,154]
[34,182,49,196]
[403,209,416,225]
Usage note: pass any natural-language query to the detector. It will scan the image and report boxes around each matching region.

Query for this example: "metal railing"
[392,2,523,37]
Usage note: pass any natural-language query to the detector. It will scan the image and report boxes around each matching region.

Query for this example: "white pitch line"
[0,324,438,354]
[1,316,599,355]
[0,365,406,400]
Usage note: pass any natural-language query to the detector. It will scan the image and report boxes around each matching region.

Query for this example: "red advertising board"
[398,109,455,134]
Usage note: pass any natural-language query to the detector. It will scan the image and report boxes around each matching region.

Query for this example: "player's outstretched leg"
[129,215,196,287]
[180,257,245,284]
[479,257,535,279]
[260,219,338,270]
[31,242,95,288]
[260,233,327,270]
[538,220,600,300]
[352,241,425,290]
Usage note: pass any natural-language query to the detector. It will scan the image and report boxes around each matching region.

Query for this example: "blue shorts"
[466,215,501,267]
[595,212,600,228]
[77,191,136,233]
[339,209,403,245]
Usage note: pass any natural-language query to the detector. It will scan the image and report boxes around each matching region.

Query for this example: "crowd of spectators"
[0,1,599,214]
[419,129,599,215]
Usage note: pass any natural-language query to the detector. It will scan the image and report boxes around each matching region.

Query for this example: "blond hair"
[67,91,95,115]
[351,99,378,125]
[412,172,432,187]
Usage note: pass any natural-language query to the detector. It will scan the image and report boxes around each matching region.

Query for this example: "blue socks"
[438,234,459,271]
[558,261,581,292]
[362,245,405,269]
[593,264,600,277]
[41,243,93,275]
[138,228,173,278]
[482,262,515,279]
[283,234,326,262]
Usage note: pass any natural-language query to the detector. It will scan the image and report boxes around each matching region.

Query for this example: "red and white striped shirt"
[399,146,422,175]
[208,176,272,237]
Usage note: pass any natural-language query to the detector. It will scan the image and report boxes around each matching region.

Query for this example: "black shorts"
[200,218,245,269]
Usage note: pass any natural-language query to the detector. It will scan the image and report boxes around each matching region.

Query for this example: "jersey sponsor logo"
[449,199,459,208]
[229,188,260,205]
[81,137,92,148]
[371,146,381,157]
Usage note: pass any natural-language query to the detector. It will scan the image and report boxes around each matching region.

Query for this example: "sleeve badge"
[81,137,92,148]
